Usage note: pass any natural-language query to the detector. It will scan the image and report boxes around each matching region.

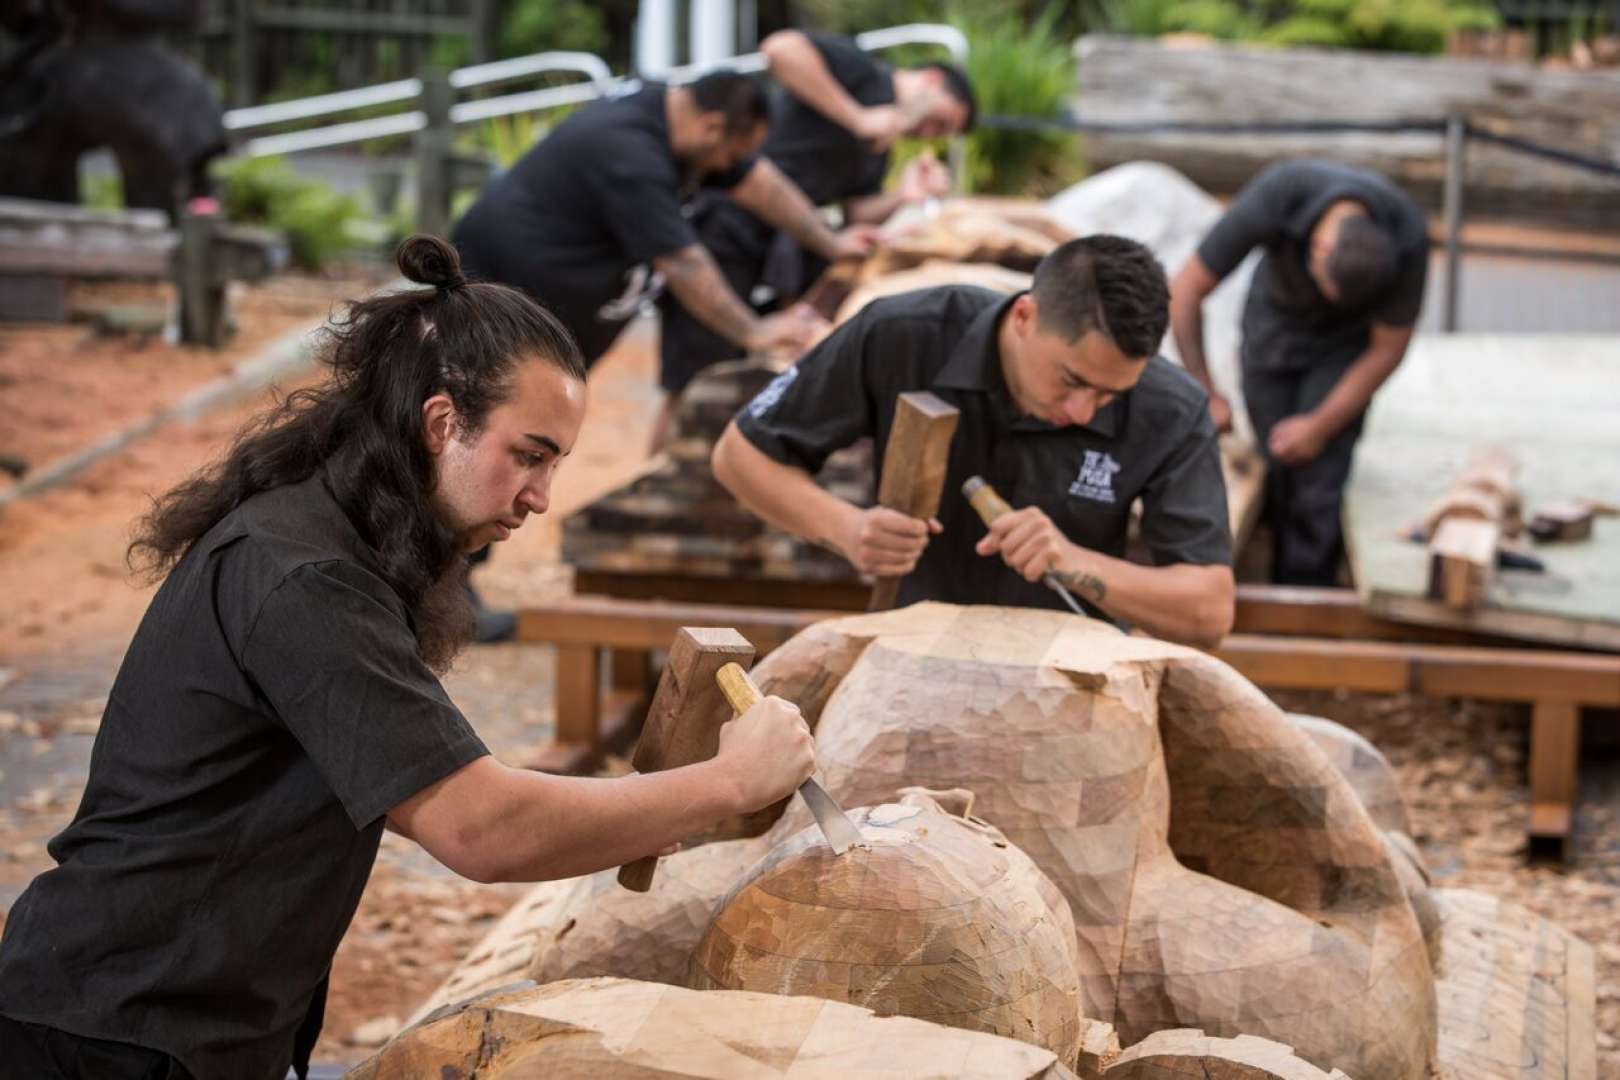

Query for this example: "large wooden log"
[1072,35,1620,226]
[358,977,1082,1079]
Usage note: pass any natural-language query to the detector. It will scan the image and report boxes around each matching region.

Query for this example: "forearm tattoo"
[659,245,756,347]
[1053,570,1107,604]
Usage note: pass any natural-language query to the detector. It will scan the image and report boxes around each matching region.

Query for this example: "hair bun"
[397,234,466,290]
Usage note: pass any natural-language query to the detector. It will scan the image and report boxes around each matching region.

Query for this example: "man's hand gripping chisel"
[715,662,864,856]
[962,476,1088,617]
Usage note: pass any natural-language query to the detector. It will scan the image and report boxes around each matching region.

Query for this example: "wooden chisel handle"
[715,662,763,714]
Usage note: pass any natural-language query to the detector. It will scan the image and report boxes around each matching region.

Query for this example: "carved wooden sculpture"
[689,791,1083,1062]
[411,606,1593,1077]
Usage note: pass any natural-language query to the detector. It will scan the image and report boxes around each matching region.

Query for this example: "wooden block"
[552,644,600,751]
[1427,516,1499,610]
[870,391,961,611]
[1528,500,1595,542]
[618,628,755,891]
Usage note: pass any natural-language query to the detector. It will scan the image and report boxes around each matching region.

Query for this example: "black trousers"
[0,1014,191,1080]
[1242,359,1367,587]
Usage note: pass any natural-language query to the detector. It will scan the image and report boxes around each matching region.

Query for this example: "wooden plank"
[572,569,871,612]
[619,628,756,891]
[1528,700,1580,846]
[517,595,838,653]
[1233,584,1523,644]
[1215,635,1620,706]
[869,391,960,612]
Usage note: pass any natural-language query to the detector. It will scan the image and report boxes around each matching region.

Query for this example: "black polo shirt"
[0,471,488,1080]
[733,286,1232,616]
[698,33,895,269]
[1197,159,1429,374]
[453,80,755,364]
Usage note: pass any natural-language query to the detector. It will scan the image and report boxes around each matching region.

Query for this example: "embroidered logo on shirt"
[746,367,799,418]
[1068,450,1121,504]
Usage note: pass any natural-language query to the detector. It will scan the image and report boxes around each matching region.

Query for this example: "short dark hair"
[917,62,977,132]
[1030,235,1169,359]
[1327,214,1397,308]
[688,70,769,135]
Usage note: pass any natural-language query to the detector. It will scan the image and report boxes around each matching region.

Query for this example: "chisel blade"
[798,777,863,854]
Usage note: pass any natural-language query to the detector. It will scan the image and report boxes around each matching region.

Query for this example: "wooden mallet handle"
[715,662,763,714]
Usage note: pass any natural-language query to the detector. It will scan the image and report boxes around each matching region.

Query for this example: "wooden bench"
[519,587,1620,857]
[0,196,287,346]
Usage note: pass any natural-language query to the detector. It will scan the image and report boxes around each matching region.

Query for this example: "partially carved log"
[442,606,1433,1078]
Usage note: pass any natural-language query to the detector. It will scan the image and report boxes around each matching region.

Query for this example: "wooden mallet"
[868,391,960,612]
[616,627,755,892]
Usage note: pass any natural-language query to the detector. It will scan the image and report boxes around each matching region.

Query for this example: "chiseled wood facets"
[689,793,1083,1062]
[747,604,1437,1080]
[357,977,1080,1079]
[428,605,1447,1078]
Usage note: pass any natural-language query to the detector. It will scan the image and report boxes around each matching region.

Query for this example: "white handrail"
[226,23,970,157]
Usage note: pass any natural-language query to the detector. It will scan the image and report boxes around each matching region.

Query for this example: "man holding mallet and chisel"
[712,235,1236,649]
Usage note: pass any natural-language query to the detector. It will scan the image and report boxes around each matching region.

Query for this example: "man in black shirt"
[1170,159,1429,585]
[0,238,815,1080]
[712,236,1235,649]
[454,70,872,371]
[659,32,976,420]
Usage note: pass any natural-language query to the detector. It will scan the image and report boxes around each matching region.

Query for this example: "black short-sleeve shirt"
[1196,159,1429,373]
[453,80,755,364]
[698,33,895,265]
[0,472,488,1080]
[733,286,1232,617]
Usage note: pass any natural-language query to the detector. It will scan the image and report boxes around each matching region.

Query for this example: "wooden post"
[868,392,960,611]
[544,644,601,769]
[1441,112,1467,333]
[414,70,454,239]
[1528,700,1581,854]
[618,628,756,891]
[177,205,225,347]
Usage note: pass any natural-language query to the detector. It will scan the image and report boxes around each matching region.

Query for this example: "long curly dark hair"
[129,235,586,671]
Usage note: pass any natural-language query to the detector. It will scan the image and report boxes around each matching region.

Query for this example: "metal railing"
[218,24,973,226]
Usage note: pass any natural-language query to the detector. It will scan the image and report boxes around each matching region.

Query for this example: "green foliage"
[952,5,1082,196]
[1097,0,1499,53]
[498,0,609,57]
[81,171,125,211]
[1163,0,1263,39]
[211,157,363,269]
[472,110,559,170]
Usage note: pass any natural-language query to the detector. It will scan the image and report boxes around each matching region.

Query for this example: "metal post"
[469,0,498,65]
[1441,113,1467,333]
[635,0,678,77]
[691,0,736,69]
[415,70,454,239]
[232,0,256,108]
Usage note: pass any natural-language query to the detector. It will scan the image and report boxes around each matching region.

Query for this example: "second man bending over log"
[712,236,1236,649]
